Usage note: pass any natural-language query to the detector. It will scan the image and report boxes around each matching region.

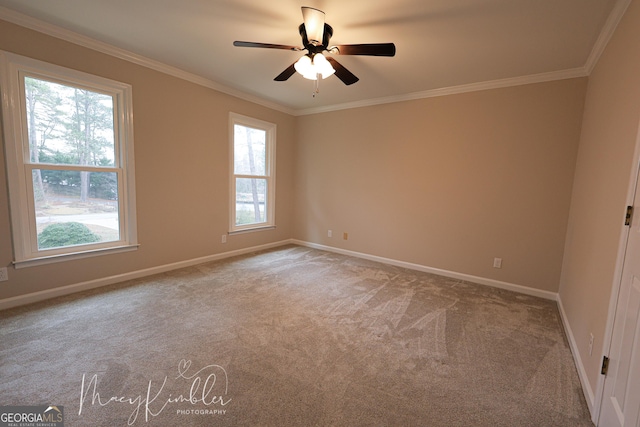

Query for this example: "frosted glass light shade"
[301,7,325,46]
[294,54,335,80]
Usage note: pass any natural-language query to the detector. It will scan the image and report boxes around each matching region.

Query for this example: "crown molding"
[294,67,589,116]
[584,0,632,74]
[0,6,297,116]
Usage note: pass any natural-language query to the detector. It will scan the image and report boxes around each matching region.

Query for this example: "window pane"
[33,169,120,249]
[235,178,266,225]
[25,77,115,167]
[234,124,266,176]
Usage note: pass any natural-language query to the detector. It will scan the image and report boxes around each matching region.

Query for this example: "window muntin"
[230,113,275,232]
[1,51,138,266]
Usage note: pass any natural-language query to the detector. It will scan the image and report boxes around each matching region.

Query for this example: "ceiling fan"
[233,7,396,88]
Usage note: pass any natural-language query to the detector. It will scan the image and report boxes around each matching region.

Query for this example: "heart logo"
[177,359,192,377]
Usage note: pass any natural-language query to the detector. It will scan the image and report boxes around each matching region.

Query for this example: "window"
[229,113,276,233]
[0,51,137,267]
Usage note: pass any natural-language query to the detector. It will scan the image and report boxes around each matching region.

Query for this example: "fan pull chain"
[313,73,321,97]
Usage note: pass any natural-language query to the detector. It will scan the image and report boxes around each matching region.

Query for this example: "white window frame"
[229,112,276,233]
[0,51,138,268]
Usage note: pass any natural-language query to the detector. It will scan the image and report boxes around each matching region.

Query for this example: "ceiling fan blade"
[274,63,297,81]
[233,41,301,51]
[301,7,325,46]
[326,57,359,85]
[333,43,396,57]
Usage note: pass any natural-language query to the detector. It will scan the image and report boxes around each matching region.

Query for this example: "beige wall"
[294,79,587,292]
[559,0,640,404]
[0,20,295,301]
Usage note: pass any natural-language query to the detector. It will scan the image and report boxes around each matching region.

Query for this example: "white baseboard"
[556,295,597,422]
[1,238,557,306]
[0,239,295,310]
[292,239,558,300]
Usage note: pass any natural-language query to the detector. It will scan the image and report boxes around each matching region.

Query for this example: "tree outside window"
[25,77,120,249]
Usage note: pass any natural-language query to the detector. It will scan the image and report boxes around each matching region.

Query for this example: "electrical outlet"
[328,230,332,238]
[589,333,594,356]
[0,267,8,282]
[221,234,227,244]
[493,258,502,268]
[343,232,348,240]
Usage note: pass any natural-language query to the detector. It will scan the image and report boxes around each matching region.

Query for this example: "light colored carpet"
[0,245,593,426]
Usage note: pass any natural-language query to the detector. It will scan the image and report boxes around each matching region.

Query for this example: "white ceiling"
[0,0,625,114]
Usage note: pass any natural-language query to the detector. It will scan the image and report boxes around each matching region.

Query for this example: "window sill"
[228,225,276,235]
[13,244,140,269]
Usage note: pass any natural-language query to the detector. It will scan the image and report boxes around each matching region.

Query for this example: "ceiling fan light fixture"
[301,6,325,46]
[294,53,335,80]
[312,53,335,79]
[294,55,313,78]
